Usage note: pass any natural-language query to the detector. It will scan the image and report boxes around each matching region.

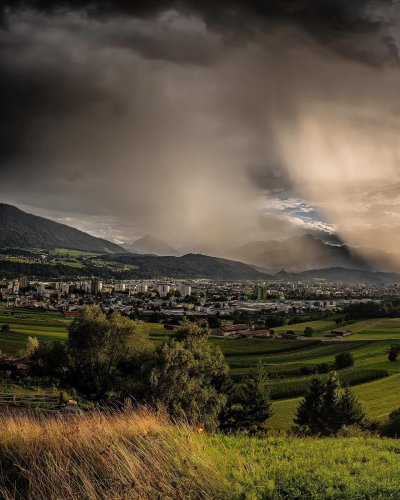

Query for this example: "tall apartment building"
[91,280,103,295]
[18,276,28,288]
[179,284,192,297]
[158,284,170,297]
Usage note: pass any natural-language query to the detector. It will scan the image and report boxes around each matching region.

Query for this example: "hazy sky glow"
[0,1,399,256]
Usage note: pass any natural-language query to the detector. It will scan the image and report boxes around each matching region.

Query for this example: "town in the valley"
[2,275,399,337]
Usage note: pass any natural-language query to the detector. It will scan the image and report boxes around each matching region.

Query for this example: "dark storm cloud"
[0,1,400,256]
[0,0,387,30]
[1,0,397,64]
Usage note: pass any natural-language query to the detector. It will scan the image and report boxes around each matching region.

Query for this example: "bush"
[335,352,354,369]
[1,324,10,333]
[380,408,400,437]
[388,345,400,362]
[303,326,314,337]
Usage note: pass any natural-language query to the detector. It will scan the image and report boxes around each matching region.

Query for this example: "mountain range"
[229,234,397,273]
[1,203,399,282]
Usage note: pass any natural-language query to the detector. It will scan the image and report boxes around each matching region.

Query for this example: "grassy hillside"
[0,249,270,280]
[0,409,399,499]
[100,252,270,279]
[0,204,125,253]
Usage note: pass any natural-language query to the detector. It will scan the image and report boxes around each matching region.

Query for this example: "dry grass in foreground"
[0,408,231,500]
[2,408,400,499]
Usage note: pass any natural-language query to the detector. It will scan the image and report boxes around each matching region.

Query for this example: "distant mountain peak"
[229,233,396,273]
[124,234,179,256]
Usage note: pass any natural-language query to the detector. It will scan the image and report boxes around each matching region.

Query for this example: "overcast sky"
[0,1,400,255]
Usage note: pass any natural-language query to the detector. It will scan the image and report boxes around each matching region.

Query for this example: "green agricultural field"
[341,318,400,339]
[0,311,174,354]
[0,306,69,354]
[1,308,399,434]
[224,339,375,376]
[268,373,400,431]
[274,319,337,334]
[275,317,400,340]
[51,248,98,257]
[57,260,85,268]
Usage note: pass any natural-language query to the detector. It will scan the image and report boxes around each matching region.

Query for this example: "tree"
[31,341,70,378]
[320,372,342,435]
[294,376,325,434]
[337,386,366,428]
[1,324,10,333]
[303,326,314,337]
[20,336,39,358]
[174,320,209,341]
[149,328,229,431]
[295,372,365,435]
[388,345,400,362]
[335,351,354,369]
[67,305,151,396]
[227,361,273,435]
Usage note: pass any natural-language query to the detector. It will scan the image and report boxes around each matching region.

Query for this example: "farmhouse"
[214,324,250,337]
[234,328,274,338]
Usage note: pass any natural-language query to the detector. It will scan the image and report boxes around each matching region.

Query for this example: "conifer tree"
[295,372,366,435]
[240,361,273,434]
[221,361,273,435]
[320,371,342,435]
[294,376,325,434]
[337,386,366,428]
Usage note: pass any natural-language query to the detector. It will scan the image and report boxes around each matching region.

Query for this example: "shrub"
[388,345,400,362]
[19,336,39,358]
[0,324,10,333]
[303,326,314,337]
[380,408,400,437]
[335,352,354,369]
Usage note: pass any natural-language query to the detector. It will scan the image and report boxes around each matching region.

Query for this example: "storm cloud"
[0,1,400,259]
